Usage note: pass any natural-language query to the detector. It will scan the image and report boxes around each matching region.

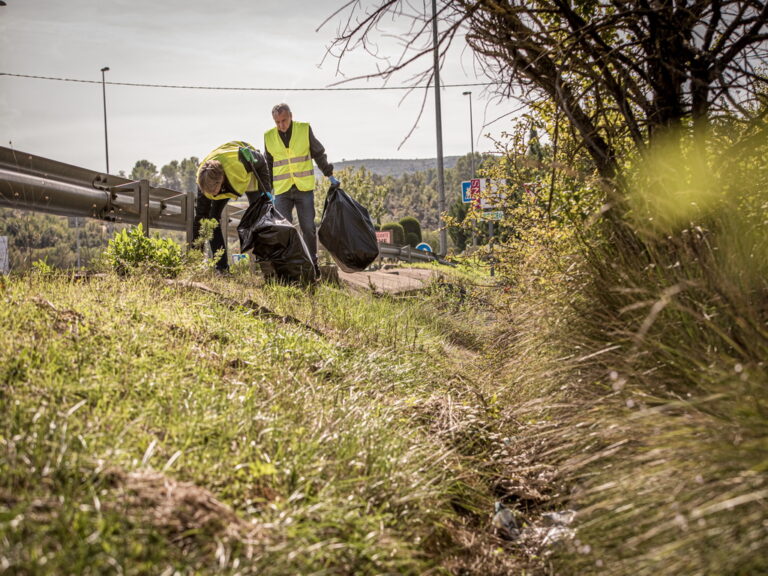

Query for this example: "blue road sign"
[461,181,473,203]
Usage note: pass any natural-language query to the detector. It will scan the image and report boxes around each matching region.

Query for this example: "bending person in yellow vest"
[264,103,338,276]
[194,141,270,273]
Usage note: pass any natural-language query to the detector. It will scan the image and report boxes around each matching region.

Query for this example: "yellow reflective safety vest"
[264,122,315,195]
[198,140,261,200]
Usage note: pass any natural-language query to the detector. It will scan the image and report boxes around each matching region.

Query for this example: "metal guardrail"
[376,242,453,266]
[0,145,204,243]
[0,146,452,267]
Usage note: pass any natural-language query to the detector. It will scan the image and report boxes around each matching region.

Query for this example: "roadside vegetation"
[4,126,766,574]
[0,259,548,575]
[2,2,767,573]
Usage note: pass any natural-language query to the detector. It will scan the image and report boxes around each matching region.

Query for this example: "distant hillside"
[332,156,461,177]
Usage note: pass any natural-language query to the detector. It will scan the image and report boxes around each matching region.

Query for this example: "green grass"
[3,219,765,576]
[0,270,528,575]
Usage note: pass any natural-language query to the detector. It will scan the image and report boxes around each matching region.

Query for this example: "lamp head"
[462,91,471,96]
[101,67,110,73]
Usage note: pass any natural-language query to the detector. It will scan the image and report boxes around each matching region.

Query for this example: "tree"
[179,157,200,193]
[447,199,469,251]
[159,157,200,193]
[326,1,768,182]
[323,166,388,224]
[399,216,422,247]
[160,160,182,191]
[380,222,406,245]
[130,160,160,185]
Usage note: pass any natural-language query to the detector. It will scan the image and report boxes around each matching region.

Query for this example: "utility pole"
[432,0,447,256]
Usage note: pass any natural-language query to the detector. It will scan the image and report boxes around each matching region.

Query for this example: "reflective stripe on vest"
[264,122,314,195]
[197,140,260,200]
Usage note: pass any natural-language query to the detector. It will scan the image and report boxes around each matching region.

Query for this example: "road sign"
[482,211,504,221]
[375,230,393,244]
[461,178,506,209]
[415,242,433,252]
[461,181,473,203]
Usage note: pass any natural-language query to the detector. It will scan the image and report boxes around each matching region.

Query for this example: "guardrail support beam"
[185,188,196,246]
[138,179,151,235]
[221,204,230,262]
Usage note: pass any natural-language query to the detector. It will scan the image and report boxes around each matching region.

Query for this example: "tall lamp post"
[431,0,447,256]
[462,91,475,178]
[462,91,477,247]
[100,66,110,174]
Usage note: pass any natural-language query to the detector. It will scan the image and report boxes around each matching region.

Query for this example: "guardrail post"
[185,188,195,246]
[138,179,150,235]
[221,204,230,265]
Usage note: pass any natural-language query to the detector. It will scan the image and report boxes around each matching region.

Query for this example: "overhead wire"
[0,72,496,91]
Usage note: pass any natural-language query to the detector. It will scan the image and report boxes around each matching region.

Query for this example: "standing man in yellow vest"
[264,103,338,275]
[194,141,270,273]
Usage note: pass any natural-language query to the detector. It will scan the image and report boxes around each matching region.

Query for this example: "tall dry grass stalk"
[493,127,767,574]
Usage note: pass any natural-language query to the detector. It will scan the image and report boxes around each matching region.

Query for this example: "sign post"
[0,236,8,274]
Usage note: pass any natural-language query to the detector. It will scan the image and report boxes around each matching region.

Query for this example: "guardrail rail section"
[0,145,201,242]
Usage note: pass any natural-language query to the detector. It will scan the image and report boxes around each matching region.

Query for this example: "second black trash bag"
[237,193,316,284]
[318,186,379,272]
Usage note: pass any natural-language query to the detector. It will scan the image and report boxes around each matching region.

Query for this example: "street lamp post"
[100,66,110,174]
[462,91,478,247]
[431,0,447,257]
[462,91,475,179]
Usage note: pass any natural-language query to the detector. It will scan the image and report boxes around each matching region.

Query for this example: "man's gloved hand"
[329,176,340,188]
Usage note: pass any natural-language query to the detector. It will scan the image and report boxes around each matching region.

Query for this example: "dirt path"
[336,267,440,294]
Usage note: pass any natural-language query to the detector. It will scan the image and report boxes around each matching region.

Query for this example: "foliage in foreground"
[103,224,185,277]
[485,125,768,575]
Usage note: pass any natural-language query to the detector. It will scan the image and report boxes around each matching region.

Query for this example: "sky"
[0,0,519,176]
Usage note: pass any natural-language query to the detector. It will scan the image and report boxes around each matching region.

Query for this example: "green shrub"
[399,216,422,246]
[31,258,56,276]
[381,222,405,245]
[104,224,183,277]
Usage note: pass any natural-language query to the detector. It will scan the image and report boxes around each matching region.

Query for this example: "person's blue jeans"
[273,188,317,266]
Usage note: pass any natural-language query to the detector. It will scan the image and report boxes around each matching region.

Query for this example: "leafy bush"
[104,224,183,277]
[380,222,405,245]
[31,258,56,276]
[399,216,422,246]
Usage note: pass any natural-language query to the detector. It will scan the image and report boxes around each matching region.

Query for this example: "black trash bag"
[318,186,379,272]
[237,193,316,284]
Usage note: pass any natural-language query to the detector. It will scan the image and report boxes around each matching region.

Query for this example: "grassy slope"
[0,271,533,575]
[3,259,764,576]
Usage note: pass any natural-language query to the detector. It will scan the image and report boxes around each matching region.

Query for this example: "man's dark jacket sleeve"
[308,126,334,178]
